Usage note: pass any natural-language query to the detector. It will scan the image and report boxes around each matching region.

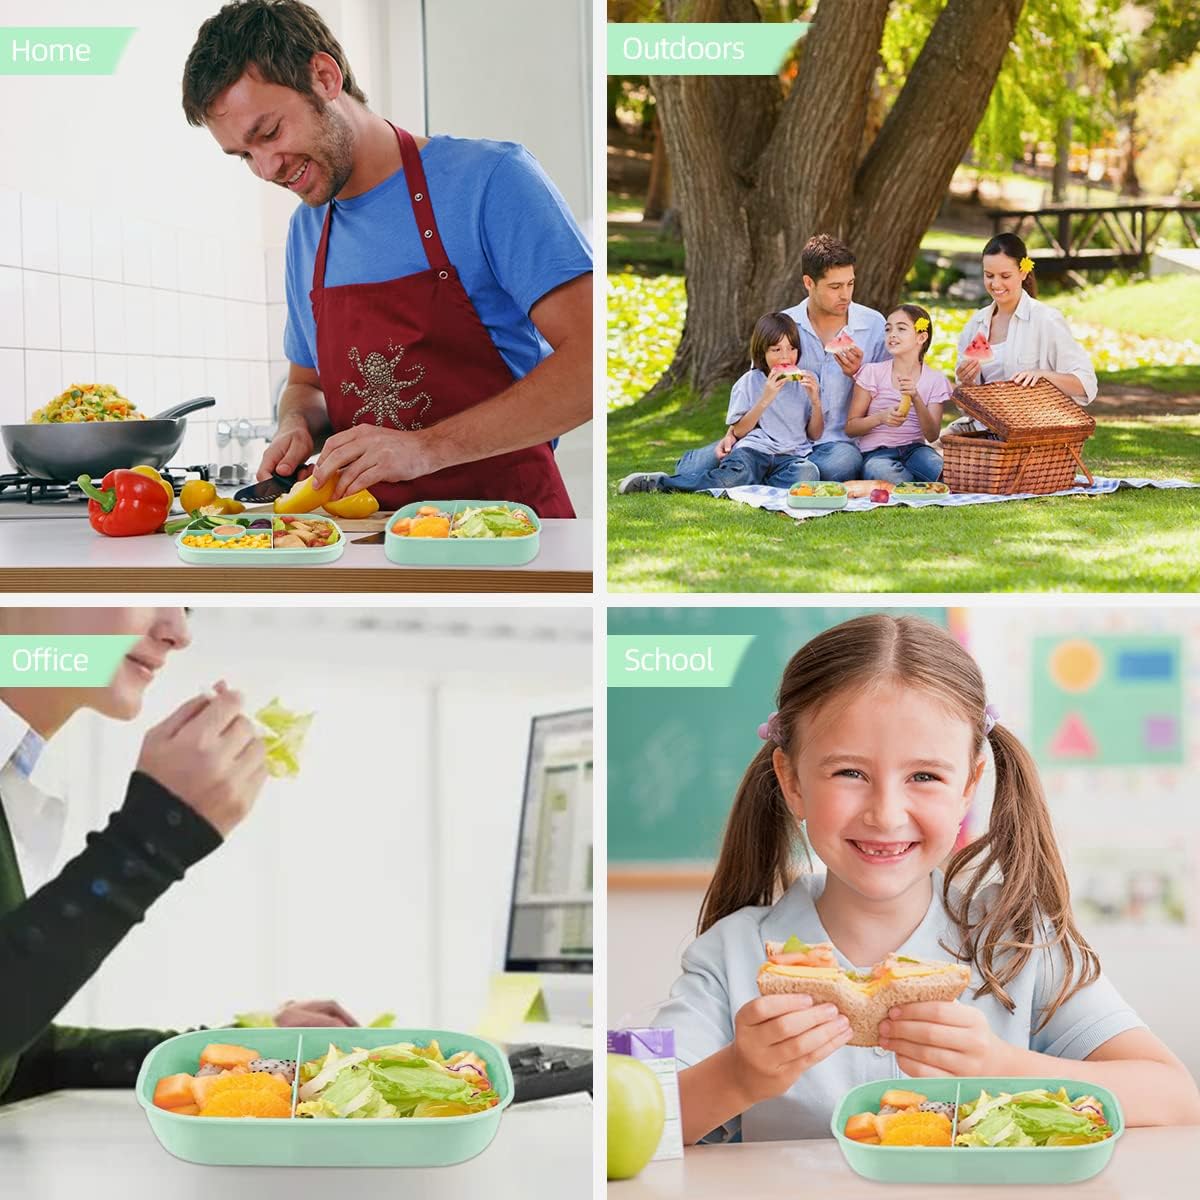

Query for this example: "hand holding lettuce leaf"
[254,698,314,778]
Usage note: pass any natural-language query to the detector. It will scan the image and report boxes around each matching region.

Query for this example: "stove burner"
[0,465,211,504]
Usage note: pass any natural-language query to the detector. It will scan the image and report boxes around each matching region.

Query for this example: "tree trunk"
[643,113,672,221]
[647,0,1028,400]
[1052,116,1072,203]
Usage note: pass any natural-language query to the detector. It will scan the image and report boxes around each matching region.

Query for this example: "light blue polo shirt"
[725,369,814,458]
[283,135,593,379]
[780,299,886,444]
[652,869,1143,1143]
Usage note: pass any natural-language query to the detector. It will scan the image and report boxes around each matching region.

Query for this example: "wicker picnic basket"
[941,379,1096,495]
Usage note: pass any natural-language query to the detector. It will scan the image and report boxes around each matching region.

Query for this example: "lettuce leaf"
[255,697,314,778]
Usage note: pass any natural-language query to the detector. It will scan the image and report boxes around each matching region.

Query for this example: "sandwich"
[757,937,971,1047]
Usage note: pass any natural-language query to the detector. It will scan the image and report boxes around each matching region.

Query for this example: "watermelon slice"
[963,332,994,364]
[823,329,858,356]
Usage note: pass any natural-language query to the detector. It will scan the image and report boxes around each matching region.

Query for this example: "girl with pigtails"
[652,615,1200,1144]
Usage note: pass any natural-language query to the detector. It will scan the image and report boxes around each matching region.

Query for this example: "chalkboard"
[607,607,950,870]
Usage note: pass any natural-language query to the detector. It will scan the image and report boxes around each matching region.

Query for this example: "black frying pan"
[2,396,216,480]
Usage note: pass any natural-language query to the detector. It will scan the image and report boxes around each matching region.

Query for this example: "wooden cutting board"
[238,504,392,533]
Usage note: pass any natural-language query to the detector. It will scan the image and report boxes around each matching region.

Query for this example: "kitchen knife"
[233,473,298,504]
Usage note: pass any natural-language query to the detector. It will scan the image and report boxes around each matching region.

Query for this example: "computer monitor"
[505,708,593,975]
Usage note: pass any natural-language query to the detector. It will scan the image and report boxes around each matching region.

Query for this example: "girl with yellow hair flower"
[845,303,951,484]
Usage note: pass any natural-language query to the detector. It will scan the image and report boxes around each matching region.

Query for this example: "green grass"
[607,190,646,214]
[919,228,987,256]
[607,223,686,273]
[608,380,1200,593]
[1053,275,1200,344]
[1098,364,1200,394]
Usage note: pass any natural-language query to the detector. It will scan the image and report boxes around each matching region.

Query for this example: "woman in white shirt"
[955,232,1097,404]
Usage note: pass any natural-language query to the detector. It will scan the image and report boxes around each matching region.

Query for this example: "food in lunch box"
[789,481,846,498]
[294,1039,500,1120]
[391,504,536,539]
[254,697,313,779]
[955,1088,1113,1148]
[31,383,143,423]
[181,532,271,550]
[77,469,173,537]
[151,1042,298,1118]
[272,515,340,548]
[757,937,971,1046]
[893,481,950,495]
[843,1086,1114,1149]
[963,332,995,364]
[823,330,858,356]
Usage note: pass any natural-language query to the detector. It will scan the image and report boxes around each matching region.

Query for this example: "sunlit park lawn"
[607,271,1200,593]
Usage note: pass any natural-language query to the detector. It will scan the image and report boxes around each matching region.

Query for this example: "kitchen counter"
[608,1129,1200,1198]
[0,1088,591,1196]
[0,516,593,592]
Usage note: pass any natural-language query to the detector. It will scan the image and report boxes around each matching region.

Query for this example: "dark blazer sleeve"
[0,771,222,1101]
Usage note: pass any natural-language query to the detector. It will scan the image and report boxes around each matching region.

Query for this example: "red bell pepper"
[77,470,172,537]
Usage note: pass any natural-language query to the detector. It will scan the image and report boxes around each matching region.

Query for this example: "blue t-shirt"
[779,299,887,445]
[725,369,815,458]
[283,135,593,379]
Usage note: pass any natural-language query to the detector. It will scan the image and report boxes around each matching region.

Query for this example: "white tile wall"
[22,271,60,350]
[121,216,152,286]
[20,196,57,273]
[24,349,62,417]
[90,208,123,283]
[94,352,127,388]
[57,204,92,278]
[0,189,20,267]
[0,348,23,433]
[59,275,94,351]
[0,265,23,346]
[61,350,96,386]
[150,288,180,357]
[150,224,178,291]
[93,280,125,354]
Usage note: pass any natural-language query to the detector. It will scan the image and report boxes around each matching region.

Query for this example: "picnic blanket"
[713,476,1199,521]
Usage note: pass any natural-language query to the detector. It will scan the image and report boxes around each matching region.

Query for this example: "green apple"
[607,1054,665,1180]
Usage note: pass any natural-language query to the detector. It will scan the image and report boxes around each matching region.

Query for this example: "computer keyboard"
[506,1043,593,1104]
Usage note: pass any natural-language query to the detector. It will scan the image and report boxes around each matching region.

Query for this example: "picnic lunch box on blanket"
[786,484,849,509]
[831,1076,1123,1186]
[136,1026,514,1167]
[384,500,542,566]
[942,379,1096,495]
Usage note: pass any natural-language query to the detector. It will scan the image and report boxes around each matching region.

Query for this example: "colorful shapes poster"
[1033,635,1183,766]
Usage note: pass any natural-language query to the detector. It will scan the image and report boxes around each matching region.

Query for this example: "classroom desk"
[609,1128,1200,1198]
[0,1088,591,1198]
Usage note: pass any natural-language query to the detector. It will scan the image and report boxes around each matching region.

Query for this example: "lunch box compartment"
[176,513,345,565]
[384,500,541,567]
[831,1076,1123,1185]
[137,1026,514,1167]
[785,490,848,510]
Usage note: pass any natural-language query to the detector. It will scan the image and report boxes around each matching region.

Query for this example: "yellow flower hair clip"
[913,317,930,332]
[1019,256,1035,274]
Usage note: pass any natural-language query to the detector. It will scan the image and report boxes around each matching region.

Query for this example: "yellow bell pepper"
[131,465,174,508]
[274,473,337,514]
[322,489,380,520]
[179,478,217,513]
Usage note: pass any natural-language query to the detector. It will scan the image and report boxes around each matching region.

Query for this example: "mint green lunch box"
[384,500,541,566]
[175,513,345,565]
[136,1026,514,1167]
[786,485,848,510]
[831,1076,1124,1185]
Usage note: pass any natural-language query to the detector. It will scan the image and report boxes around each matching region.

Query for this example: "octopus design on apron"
[339,340,433,429]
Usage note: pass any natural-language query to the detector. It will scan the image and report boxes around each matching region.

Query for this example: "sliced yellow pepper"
[197,496,246,515]
[131,465,174,507]
[274,473,337,514]
[179,478,217,513]
[322,489,380,520]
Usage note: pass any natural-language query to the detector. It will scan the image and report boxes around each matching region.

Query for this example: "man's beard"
[302,101,355,205]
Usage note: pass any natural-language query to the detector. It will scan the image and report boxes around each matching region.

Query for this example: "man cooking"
[182,0,592,516]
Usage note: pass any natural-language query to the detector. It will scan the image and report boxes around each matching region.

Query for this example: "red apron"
[310,124,575,517]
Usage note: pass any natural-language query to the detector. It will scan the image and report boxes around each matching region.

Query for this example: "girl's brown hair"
[698,614,1099,1030]
[749,312,802,375]
[890,304,933,362]
[982,232,1038,298]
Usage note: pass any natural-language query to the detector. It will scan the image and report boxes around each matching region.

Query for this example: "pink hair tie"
[758,711,781,744]
[984,704,1000,735]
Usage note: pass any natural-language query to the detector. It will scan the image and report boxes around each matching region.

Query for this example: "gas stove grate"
[0,464,211,504]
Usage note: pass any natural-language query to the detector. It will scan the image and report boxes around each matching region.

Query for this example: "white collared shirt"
[957,290,1098,403]
[0,698,67,894]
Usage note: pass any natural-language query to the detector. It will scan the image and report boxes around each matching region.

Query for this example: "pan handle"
[151,396,216,421]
